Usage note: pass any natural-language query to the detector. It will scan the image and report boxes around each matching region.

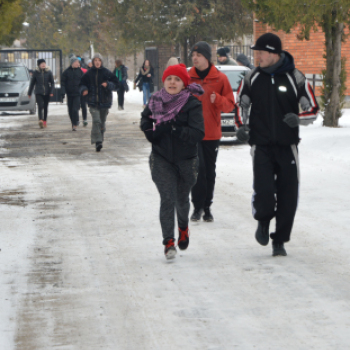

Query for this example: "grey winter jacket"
[28,67,55,96]
[218,57,238,66]
[236,54,255,69]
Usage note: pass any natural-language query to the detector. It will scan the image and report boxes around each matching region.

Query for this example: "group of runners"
[141,33,319,260]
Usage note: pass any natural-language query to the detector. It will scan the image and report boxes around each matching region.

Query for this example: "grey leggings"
[150,152,199,245]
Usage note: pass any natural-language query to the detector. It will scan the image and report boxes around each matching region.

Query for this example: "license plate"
[0,97,17,102]
[221,119,234,126]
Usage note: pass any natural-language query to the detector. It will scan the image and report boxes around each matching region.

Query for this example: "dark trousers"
[117,85,125,108]
[36,94,50,121]
[67,95,80,127]
[191,139,220,210]
[251,144,299,243]
[150,152,199,245]
[80,95,87,121]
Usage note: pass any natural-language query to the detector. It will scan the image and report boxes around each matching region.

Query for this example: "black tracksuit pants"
[36,94,50,121]
[251,144,299,243]
[191,140,220,210]
[67,95,80,127]
[150,152,199,245]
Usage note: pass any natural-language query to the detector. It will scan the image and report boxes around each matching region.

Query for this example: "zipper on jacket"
[96,69,99,103]
[270,74,277,143]
[42,69,45,95]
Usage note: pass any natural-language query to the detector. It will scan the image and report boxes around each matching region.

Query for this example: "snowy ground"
[1,87,350,349]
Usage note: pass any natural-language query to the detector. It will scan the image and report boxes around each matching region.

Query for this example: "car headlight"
[21,86,29,97]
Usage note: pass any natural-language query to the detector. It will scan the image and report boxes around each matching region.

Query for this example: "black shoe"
[272,241,287,256]
[190,208,203,222]
[178,227,189,250]
[96,142,103,152]
[164,239,177,259]
[255,221,270,246]
[203,207,214,222]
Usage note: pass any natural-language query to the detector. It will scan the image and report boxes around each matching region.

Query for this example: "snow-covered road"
[1,92,350,349]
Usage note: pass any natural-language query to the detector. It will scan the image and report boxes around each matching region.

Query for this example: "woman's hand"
[147,74,151,77]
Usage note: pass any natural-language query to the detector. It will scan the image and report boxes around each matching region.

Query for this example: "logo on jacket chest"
[278,86,287,92]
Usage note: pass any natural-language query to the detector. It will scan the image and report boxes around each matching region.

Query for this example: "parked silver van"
[0,62,36,114]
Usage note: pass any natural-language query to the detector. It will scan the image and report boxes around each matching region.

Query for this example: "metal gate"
[224,45,254,65]
[0,49,63,102]
[145,47,159,92]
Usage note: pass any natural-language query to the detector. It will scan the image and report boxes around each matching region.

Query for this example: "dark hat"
[190,41,212,62]
[37,59,46,66]
[217,47,230,58]
[251,33,282,54]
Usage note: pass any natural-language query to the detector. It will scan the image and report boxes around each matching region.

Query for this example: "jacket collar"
[189,65,220,80]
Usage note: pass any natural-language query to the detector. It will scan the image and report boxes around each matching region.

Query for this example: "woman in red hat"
[140,64,205,259]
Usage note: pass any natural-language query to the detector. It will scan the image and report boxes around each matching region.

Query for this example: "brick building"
[254,23,350,99]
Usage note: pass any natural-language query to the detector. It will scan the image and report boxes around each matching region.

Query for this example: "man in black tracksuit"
[235,33,319,256]
[61,56,84,130]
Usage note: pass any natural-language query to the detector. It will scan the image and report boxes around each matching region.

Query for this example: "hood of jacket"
[35,66,51,72]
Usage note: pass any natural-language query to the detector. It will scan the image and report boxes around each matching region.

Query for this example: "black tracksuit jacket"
[235,51,319,146]
[28,67,55,96]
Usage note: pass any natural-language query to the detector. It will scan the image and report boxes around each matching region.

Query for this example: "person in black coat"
[134,60,154,107]
[80,53,119,152]
[140,64,204,259]
[61,56,84,131]
[28,59,55,128]
[112,59,128,110]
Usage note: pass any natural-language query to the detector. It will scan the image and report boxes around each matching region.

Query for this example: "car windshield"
[220,70,247,91]
[0,66,28,82]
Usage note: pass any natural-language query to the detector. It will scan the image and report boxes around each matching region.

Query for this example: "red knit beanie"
[162,63,190,87]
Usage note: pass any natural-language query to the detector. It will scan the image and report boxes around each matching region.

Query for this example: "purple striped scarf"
[148,83,204,126]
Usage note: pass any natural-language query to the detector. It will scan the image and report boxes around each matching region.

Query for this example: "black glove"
[171,124,183,137]
[153,122,172,139]
[283,113,299,128]
[144,130,154,143]
[236,126,250,142]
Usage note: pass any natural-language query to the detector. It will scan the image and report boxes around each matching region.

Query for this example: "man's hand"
[236,126,250,142]
[283,113,299,128]
[210,92,216,103]
[147,74,151,78]
[82,90,88,96]
[101,82,107,88]
[50,94,54,97]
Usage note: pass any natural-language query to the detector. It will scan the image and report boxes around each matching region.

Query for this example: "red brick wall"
[254,23,350,96]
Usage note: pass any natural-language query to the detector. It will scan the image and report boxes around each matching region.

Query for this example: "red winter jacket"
[189,65,235,140]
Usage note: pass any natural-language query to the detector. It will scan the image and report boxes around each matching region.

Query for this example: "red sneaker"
[43,121,47,128]
[164,239,177,259]
[178,227,190,250]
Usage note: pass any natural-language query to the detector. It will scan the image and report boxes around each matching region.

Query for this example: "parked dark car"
[0,62,36,114]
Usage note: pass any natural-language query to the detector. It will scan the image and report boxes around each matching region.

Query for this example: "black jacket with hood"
[235,51,319,146]
[79,54,119,109]
[61,66,84,96]
[140,95,204,163]
[28,67,55,96]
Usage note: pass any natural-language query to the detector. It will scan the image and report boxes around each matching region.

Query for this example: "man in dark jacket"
[61,56,84,131]
[235,33,319,256]
[236,53,255,69]
[80,53,119,151]
[28,59,55,128]
[217,47,238,66]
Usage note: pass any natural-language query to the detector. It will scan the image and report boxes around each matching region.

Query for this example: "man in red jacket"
[188,41,235,222]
